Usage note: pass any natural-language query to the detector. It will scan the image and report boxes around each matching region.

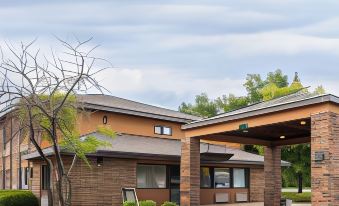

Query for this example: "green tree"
[179,93,218,118]
[243,74,265,103]
[215,94,249,112]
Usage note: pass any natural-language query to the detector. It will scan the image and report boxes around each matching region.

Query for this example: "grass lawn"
[282,192,311,202]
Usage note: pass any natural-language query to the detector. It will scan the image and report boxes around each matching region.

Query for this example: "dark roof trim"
[83,103,196,123]
[182,94,339,129]
[22,148,290,166]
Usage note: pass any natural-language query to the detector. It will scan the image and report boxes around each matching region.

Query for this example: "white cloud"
[97,66,245,98]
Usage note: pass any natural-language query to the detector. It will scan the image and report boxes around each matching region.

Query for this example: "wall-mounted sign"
[315,151,325,162]
[239,123,248,131]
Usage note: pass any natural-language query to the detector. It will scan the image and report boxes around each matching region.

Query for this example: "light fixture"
[97,156,103,167]
[280,135,285,139]
[300,121,306,125]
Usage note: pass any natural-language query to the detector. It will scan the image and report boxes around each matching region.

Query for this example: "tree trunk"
[297,173,303,193]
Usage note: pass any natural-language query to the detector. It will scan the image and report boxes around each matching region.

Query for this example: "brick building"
[2,92,318,206]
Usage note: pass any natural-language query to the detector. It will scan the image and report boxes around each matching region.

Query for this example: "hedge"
[123,201,136,206]
[0,190,39,206]
[139,200,156,206]
[161,201,178,206]
[282,192,311,202]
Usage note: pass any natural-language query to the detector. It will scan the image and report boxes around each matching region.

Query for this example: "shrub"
[282,192,311,202]
[139,200,156,206]
[161,201,178,206]
[123,201,137,206]
[0,190,39,206]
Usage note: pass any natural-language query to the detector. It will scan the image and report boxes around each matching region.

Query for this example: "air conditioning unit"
[215,193,229,203]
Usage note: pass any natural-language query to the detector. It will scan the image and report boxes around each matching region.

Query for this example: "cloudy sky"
[1,0,339,109]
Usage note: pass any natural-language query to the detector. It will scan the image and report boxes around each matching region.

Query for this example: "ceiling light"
[280,136,285,139]
[300,121,306,125]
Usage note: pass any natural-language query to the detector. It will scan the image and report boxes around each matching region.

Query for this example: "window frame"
[154,125,172,136]
[41,165,50,190]
[136,164,168,189]
[200,167,213,188]
[213,167,231,189]
[232,168,249,188]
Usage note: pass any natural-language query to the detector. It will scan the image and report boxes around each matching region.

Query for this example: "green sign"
[239,123,248,130]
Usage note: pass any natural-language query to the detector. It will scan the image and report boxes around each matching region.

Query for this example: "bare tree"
[0,37,111,206]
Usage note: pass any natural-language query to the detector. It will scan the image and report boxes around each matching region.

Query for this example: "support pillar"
[180,137,200,206]
[264,145,282,206]
[311,112,339,205]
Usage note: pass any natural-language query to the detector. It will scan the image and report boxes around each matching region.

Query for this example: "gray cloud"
[0,0,339,109]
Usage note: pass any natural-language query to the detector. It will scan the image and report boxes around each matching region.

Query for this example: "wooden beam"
[201,134,310,147]
[200,134,272,146]
[271,136,310,146]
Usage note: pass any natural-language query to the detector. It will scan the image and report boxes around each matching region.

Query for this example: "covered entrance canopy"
[180,92,339,206]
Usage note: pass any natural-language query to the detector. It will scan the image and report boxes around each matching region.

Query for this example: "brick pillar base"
[180,137,200,206]
[264,145,281,206]
[311,112,339,205]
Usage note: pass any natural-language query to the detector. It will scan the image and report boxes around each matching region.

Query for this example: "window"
[154,126,172,136]
[233,168,247,188]
[137,165,166,188]
[30,168,33,178]
[41,165,50,190]
[214,168,230,188]
[200,167,212,188]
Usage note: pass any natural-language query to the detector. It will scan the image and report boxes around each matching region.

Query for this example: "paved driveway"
[203,203,311,206]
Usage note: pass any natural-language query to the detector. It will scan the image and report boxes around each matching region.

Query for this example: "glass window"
[41,165,50,190]
[214,168,230,188]
[154,126,162,135]
[163,127,172,135]
[200,167,211,188]
[154,126,172,136]
[137,165,166,188]
[233,168,246,188]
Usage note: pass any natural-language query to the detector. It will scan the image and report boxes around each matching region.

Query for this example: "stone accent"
[250,167,264,202]
[180,137,200,206]
[264,146,281,206]
[311,112,339,205]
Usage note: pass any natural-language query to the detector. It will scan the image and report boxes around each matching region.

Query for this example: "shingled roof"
[77,94,201,123]
[23,132,289,166]
[183,91,339,129]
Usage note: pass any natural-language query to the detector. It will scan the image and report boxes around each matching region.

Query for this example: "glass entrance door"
[169,165,180,205]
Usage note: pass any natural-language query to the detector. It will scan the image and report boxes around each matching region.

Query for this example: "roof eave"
[82,103,199,123]
[182,94,339,130]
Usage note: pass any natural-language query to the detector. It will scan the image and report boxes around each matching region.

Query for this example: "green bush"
[0,190,39,206]
[139,200,156,206]
[282,192,311,202]
[161,201,178,206]
[123,201,137,206]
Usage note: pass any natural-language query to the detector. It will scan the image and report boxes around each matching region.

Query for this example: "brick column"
[180,137,200,206]
[311,112,339,205]
[264,145,281,206]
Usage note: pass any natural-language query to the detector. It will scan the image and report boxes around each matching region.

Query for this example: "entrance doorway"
[169,165,180,205]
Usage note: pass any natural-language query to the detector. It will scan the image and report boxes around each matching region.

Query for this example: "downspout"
[9,117,13,189]
[18,128,22,189]
[1,125,5,189]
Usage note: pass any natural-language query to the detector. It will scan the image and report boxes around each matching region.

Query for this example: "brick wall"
[31,156,137,206]
[264,146,281,206]
[180,137,200,206]
[311,111,339,205]
[250,167,264,202]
